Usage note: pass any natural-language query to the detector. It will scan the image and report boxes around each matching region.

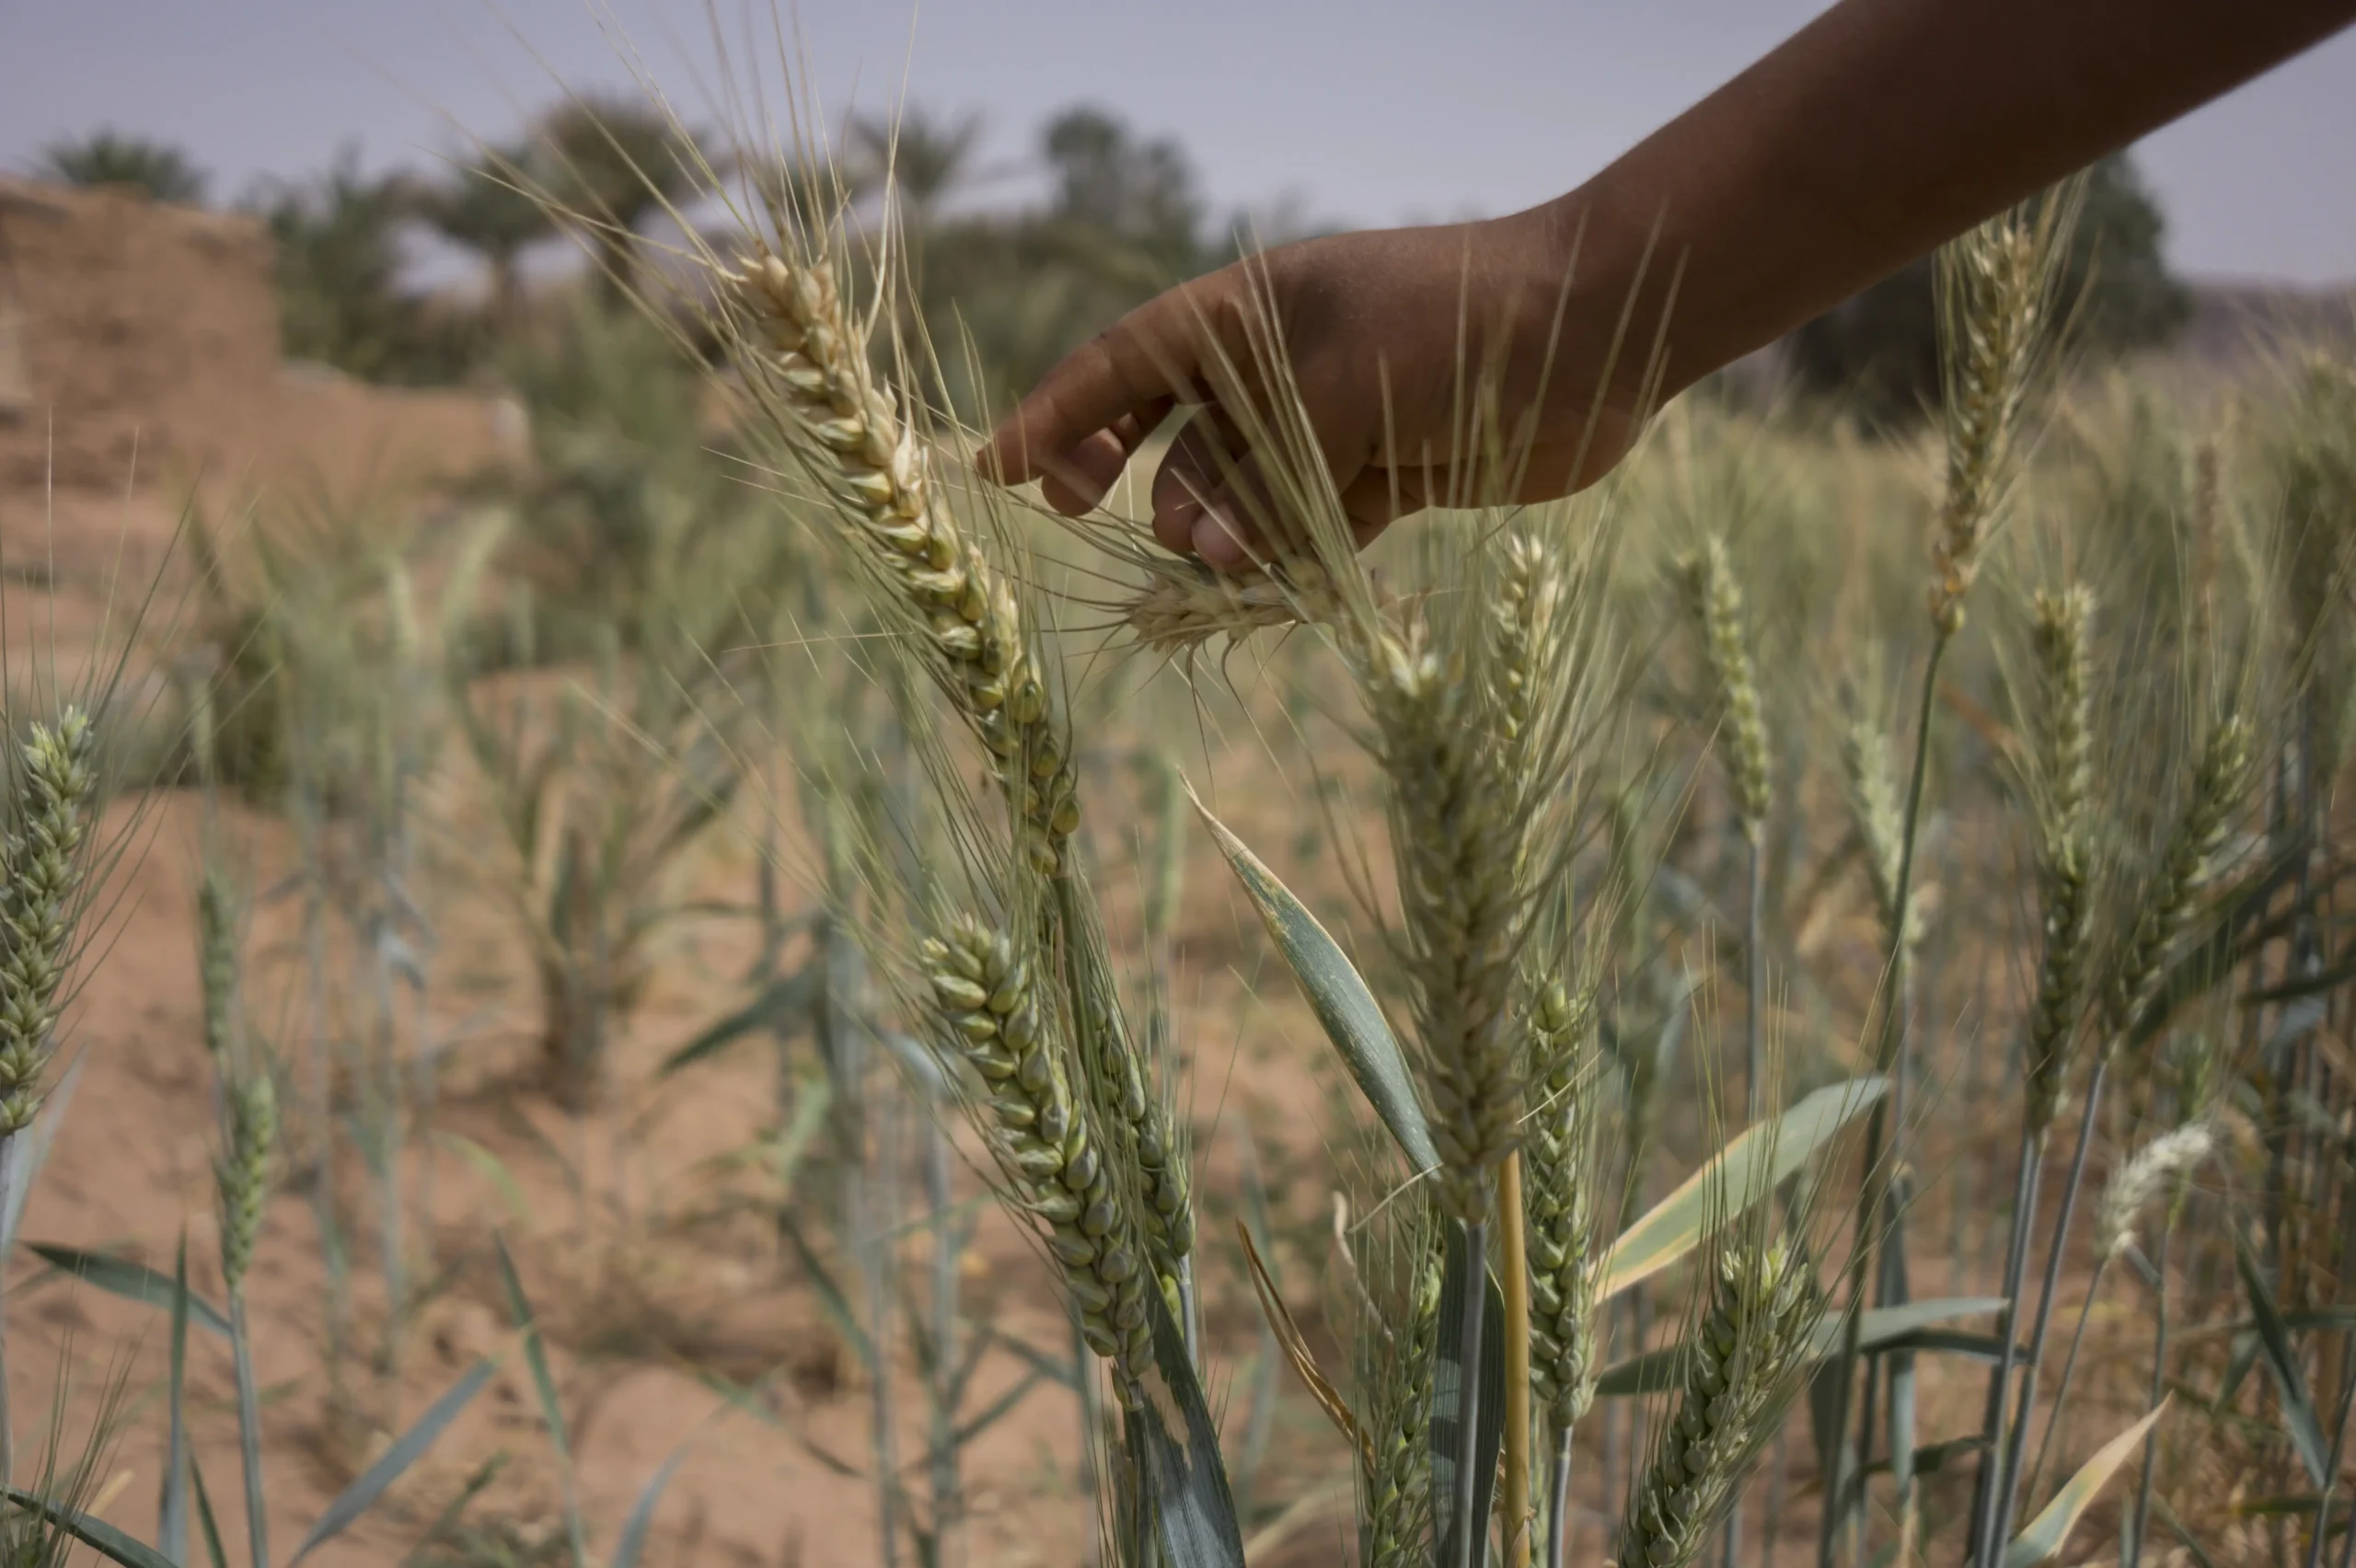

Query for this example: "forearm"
[1532,0,2356,402]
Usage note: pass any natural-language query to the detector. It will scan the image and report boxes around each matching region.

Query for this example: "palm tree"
[36,131,207,204]
[250,144,425,381]
[417,146,552,327]
[849,107,987,226]
[533,96,704,296]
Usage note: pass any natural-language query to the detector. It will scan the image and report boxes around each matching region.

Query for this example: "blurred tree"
[850,107,987,226]
[249,145,459,384]
[415,146,552,327]
[1041,105,1205,275]
[1785,151,2190,425]
[902,103,1219,414]
[36,130,208,204]
[534,95,704,296]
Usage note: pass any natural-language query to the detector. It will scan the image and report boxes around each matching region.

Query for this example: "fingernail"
[1194,508,1246,568]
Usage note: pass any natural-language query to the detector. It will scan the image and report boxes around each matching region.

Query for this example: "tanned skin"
[983,0,2356,567]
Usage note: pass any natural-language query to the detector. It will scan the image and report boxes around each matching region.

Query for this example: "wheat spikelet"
[2096,1119,2214,1262]
[1617,1243,1819,1568]
[1359,1226,1444,1568]
[2104,711,2254,1041]
[2025,586,2096,1130]
[921,915,1157,1397]
[721,248,1078,875]
[215,1072,275,1292]
[0,710,97,1135]
[1680,537,1772,837]
[1520,977,1604,1431]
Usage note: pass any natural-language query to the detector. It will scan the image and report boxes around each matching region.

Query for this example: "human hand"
[981,206,1653,571]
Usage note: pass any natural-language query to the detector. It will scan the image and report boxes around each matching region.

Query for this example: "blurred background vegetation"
[32,101,2193,427]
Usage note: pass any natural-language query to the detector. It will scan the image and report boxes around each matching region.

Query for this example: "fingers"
[1141,359,1391,571]
[1147,415,1280,568]
[983,281,1217,494]
[1038,407,1167,515]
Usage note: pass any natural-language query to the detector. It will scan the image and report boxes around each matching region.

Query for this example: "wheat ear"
[922,916,1158,1398]
[1521,978,1604,1432]
[1840,706,1911,952]
[2096,1120,2214,1263]
[2024,586,2096,1131]
[216,1073,276,1293]
[1360,1226,1445,1568]
[722,250,1079,875]
[2104,710,2254,1042]
[1065,940,1195,1287]
[1365,609,1529,1221]
[1680,536,1772,839]
[1618,1244,1819,1568]
[1927,199,2071,637]
[1123,556,1402,656]
[0,709,97,1135]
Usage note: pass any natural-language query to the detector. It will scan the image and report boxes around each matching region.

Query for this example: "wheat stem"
[1500,1156,1532,1568]
[2126,1211,2173,1568]
[1543,1430,1575,1568]
[1819,634,1946,1568]
[1443,1219,1491,1568]
[2023,1251,2113,1509]
[1988,1056,2108,1566]
[231,1292,269,1568]
[1968,1130,2046,1564]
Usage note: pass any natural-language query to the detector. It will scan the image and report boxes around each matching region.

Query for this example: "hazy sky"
[6,0,2356,284]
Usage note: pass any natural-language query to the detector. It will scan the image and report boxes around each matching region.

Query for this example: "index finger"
[982,277,1221,489]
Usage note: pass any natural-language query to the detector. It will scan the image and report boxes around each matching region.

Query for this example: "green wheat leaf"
[2003,1399,2169,1567]
[1191,793,1436,1172]
[2235,1228,2330,1486]
[26,1241,231,1337]
[289,1360,497,1562]
[1594,1297,2005,1397]
[2,1491,178,1568]
[1601,1078,1887,1297]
